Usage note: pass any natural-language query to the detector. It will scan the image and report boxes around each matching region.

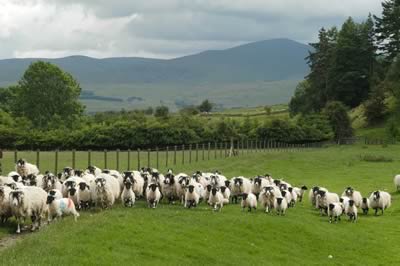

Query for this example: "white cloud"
[0,0,383,59]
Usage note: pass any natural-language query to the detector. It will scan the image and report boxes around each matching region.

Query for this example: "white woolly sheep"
[220,186,230,204]
[46,190,79,222]
[251,176,269,198]
[309,186,328,207]
[393,175,400,191]
[184,184,200,208]
[146,183,161,208]
[328,203,343,223]
[121,178,135,207]
[293,186,308,202]
[231,177,252,203]
[287,187,298,207]
[0,186,12,223]
[93,173,120,209]
[210,173,227,188]
[42,172,62,192]
[241,192,257,212]
[361,197,370,215]
[77,181,92,210]
[102,169,124,193]
[274,197,288,216]
[280,190,292,208]
[176,173,190,204]
[208,187,224,211]
[369,191,391,216]
[345,199,357,222]
[316,190,339,215]
[124,171,145,198]
[15,159,39,178]
[85,165,102,177]
[9,186,47,234]
[7,171,22,183]
[341,187,363,207]
[161,171,179,204]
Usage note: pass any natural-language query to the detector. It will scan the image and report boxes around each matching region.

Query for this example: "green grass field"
[0,145,399,265]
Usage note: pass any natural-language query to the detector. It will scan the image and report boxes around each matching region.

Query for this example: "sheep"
[93,174,120,209]
[161,171,179,204]
[176,173,190,204]
[22,174,44,188]
[42,172,62,192]
[85,165,102,177]
[280,190,292,208]
[316,190,339,215]
[48,189,62,200]
[123,171,145,198]
[369,191,391,216]
[15,159,40,178]
[60,167,75,181]
[309,186,328,207]
[210,173,227,188]
[259,186,282,213]
[361,198,370,215]
[208,187,224,211]
[192,171,212,188]
[341,187,363,207]
[9,186,47,234]
[46,190,79,222]
[339,196,351,214]
[231,177,252,204]
[121,177,135,207]
[251,176,269,198]
[328,203,343,223]
[0,175,15,186]
[287,187,298,207]
[274,197,288,216]
[184,184,200,208]
[0,186,12,223]
[7,171,22,182]
[220,186,230,204]
[394,175,400,191]
[345,199,358,222]
[102,169,124,193]
[292,186,308,202]
[241,192,257,212]
[77,181,92,210]
[146,183,161,208]
[62,176,86,206]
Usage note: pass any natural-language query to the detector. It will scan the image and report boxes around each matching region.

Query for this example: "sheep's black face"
[46,195,55,204]
[69,187,77,196]
[149,184,158,192]
[288,187,293,193]
[301,185,308,190]
[234,178,243,187]
[280,184,287,191]
[124,180,132,189]
[220,186,226,193]
[281,191,287,197]
[57,173,63,179]
[224,180,230,187]
[65,181,75,189]
[63,167,74,176]
[273,179,281,186]
[96,178,106,188]
[254,177,262,186]
[211,187,218,196]
[329,203,335,211]
[373,191,380,200]
[339,198,344,203]
[318,190,326,197]
[206,185,212,192]
[102,169,111,174]
[17,159,25,167]
[10,191,24,206]
[349,200,355,207]
[88,166,96,174]
[312,186,320,193]
[11,175,20,182]
[345,187,354,195]
[277,198,283,205]
[79,182,88,191]
[242,193,248,200]
[188,185,195,193]
[362,198,367,204]
[75,170,83,177]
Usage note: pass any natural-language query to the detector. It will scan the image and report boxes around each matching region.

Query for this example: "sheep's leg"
[381,208,384,215]
[248,207,251,212]
[374,208,378,216]
[329,216,332,223]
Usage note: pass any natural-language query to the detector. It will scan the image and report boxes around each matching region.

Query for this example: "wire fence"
[0,140,325,175]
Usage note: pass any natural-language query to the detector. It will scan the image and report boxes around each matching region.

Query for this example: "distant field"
[0,145,399,265]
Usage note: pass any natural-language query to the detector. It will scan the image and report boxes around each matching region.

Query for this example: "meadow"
[0,144,399,265]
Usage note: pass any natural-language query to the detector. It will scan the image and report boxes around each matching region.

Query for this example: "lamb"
[339,196,350,214]
[220,186,230,204]
[345,199,357,222]
[328,203,343,223]
[316,190,339,215]
[208,187,224,211]
[292,186,308,202]
[146,183,161,208]
[48,189,62,200]
[241,192,257,212]
[121,177,135,207]
[46,190,79,222]
[274,197,288,216]
[361,198,370,215]
[9,186,47,234]
[309,186,328,207]
[341,187,363,207]
[93,174,119,209]
[231,177,252,203]
[62,176,86,206]
[0,186,12,223]
[394,175,400,191]
[15,159,39,178]
[369,190,391,216]
[184,184,200,208]
[251,176,269,198]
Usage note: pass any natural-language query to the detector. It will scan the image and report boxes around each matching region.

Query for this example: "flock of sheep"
[0,159,397,234]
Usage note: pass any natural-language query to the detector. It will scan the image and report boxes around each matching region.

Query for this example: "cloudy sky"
[0,0,382,59]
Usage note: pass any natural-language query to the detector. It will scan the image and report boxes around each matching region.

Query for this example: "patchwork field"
[0,145,399,265]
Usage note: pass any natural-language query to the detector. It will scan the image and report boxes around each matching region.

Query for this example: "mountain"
[0,38,311,112]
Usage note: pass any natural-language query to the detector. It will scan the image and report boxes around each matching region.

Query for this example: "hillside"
[0,39,310,112]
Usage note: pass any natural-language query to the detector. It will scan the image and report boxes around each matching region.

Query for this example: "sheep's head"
[317,190,326,197]
[345,187,354,196]
[206,184,212,192]
[87,166,97,175]
[210,175,220,186]
[10,190,24,206]
[329,203,335,211]
[25,174,37,186]
[188,185,195,193]
[348,199,355,207]
[65,180,76,190]
[211,187,219,196]
[301,185,308,191]
[276,197,283,205]
[79,182,89,191]
[281,190,287,197]
[16,159,26,168]
[362,198,368,204]
[220,186,226,193]
[124,178,133,189]
[254,176,263,186]
[75,170,83,177]
[6,182,18,190]
[95,178,106,188]
[312,186,320,195]
[44,173,55,189]
[273,179,281,187]
[234,178,243,187]
[373,191,380,200]
[10,174,20,182]
[339,197,345,203]
[178,176,189,187]
[150,172,160,183]
[148,183,158,192]
[123,172,133,181]
[224,180,230,187]
[242,193,249,200]
[167,168,173,174]
[63,167,74,177]
[288,187,293,193]
[46,190,57,204]
[280,184,288,191]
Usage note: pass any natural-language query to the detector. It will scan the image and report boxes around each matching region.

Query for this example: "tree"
[323,101,353,141]
[385,55,400,104]
[198,99,213,113]
[264,106,272,115]
[364,83,387,125]
[0,86,18,113]
[154,106,169,118]
[374,0,400,62]
[13,61,84,128]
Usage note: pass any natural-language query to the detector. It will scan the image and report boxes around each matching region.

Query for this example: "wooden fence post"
[156,147,159,169]
[219,142,223,158]
[214,142,217,159]
[104,149,108,169]
[189,144,192,164]
[72,150,75,169]
[208,143,211,160]
[88,150,92,167]
[127,149,131,170]
[54,150,59,174]
[14,150,18,163]
[196,144,199,162]
[36,149,40,169]
[147,149,151,168]
[166,146,169,168]
[137,149,141,170]
[116,149,120,171]
[182,144,185,165]
[202,143,205,160]
[174,146,177,165]
[224,142,228,157]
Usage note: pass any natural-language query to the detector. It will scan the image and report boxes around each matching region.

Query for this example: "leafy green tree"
[13,61,84,128]
[364,83,387,125]
[323,101,353,141]
[198,99,213,113]
[374,0,400,62]
[154,106,169,119]
[385,55,400,104]
[0,86,18,113]
[289,80,314,115]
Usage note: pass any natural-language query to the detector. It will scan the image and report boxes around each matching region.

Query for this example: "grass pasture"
[0,145,400,265]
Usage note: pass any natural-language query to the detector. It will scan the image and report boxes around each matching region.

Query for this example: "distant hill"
[0,38,311,112]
